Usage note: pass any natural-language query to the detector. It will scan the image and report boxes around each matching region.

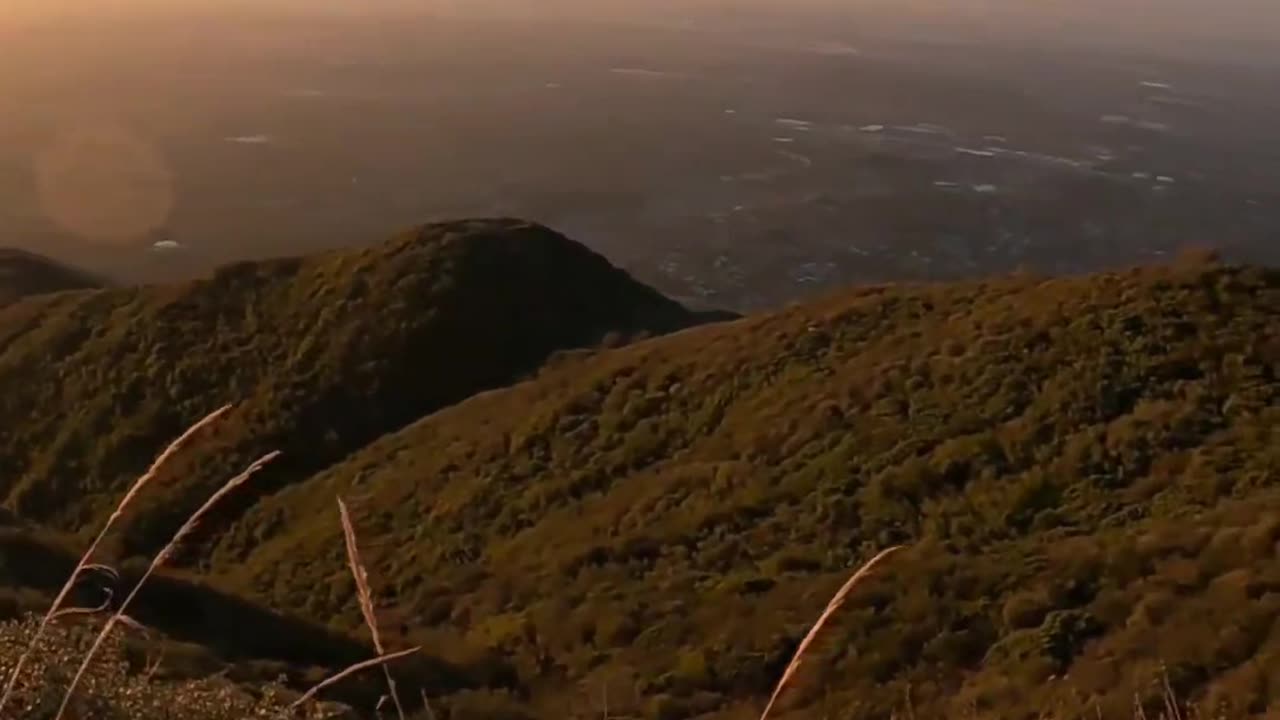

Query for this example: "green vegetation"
[0,221,1276,719]
[222,259,1279,719]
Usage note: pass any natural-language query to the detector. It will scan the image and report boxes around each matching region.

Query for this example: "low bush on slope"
[218,261,1278,719]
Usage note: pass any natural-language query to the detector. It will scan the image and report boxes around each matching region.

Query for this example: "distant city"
[2,4,1278,310]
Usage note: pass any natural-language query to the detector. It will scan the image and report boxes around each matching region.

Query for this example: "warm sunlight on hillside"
[1,1,1278,717]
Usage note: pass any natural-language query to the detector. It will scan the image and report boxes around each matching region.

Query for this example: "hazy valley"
[3,9,1278,310]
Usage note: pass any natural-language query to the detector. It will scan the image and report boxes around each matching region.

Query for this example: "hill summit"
[0,218,722,551]
[0,248,103,305]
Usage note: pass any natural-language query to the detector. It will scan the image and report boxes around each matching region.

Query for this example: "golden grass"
[0,615,289,719]
[0,421,432,719]
[0,400,429,719]
[54,451,281,720]
[759,546,904,720]
[339,496,407,719]
[288,646,423,712]
[0,404,233,715]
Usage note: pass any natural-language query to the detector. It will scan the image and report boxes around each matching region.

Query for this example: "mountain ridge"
[0,219,724,556]
[214,258,1279,719]
[0,247,105,306]
[0,221,1276,719]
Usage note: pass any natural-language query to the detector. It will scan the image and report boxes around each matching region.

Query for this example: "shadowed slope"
[0,249,103,306]
[0,219,719,556]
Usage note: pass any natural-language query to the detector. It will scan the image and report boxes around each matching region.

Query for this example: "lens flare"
[34,123,174,244]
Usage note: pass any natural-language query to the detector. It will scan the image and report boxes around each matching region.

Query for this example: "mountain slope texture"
[225,259,1280,720]
[0,221,1276,720]
[0,219,713,556]
[0,248,103,306]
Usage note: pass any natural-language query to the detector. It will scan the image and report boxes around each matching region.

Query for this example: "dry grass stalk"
[48,590,115,622]
[1161,664,1185,720]
[79,563,120,583]
[1136,693,1151,720]
[288,647,422,711]
[0,404,232,715]
[338,496,407,720]
[54,451,280,720]
[758,545,904,720]
[420,688,439,720]
[142,646,166,682]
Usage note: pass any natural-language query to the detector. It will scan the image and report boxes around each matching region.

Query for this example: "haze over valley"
[3,1,1278,309]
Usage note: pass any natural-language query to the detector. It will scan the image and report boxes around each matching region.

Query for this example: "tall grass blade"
[288,647,422,711]
[0,404,232,714]
[339,496,406,719]
[53,451,279,720]
[759,545,904,720]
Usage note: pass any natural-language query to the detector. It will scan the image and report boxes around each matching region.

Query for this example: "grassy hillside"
[0,615,294,720]
[211,260,1279,719]
[0,224,1276,719]
[0,219,715,560]
[0,520,494,717]
[0,249,102,305]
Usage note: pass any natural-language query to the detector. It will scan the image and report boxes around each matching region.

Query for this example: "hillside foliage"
[0,219,711,560]
[0,224,1276,719]
[221,260,1279,720]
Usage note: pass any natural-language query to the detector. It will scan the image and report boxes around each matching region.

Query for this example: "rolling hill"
[215,258,1279,719]
[0,248,103,306]
[0,222,1276,719]
[0,218,720,558]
